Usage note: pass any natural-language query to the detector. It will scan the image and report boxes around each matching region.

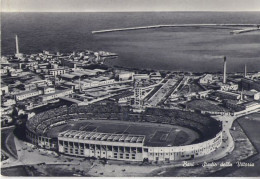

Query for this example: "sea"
[1,12,260,72]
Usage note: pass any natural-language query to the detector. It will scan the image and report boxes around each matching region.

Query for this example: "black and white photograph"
[1,0,260,177]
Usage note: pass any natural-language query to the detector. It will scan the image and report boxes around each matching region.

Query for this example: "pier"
[230,27,260,34]
[92,24,260,34]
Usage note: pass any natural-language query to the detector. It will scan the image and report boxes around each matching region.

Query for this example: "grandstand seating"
[26,103,222,141]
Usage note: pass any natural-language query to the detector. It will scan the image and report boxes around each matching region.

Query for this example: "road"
[210,112,260,177]
[1,126,18,159]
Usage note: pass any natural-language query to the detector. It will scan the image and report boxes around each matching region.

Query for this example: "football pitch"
[48,119,199,147]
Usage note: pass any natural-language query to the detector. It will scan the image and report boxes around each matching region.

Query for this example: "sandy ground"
[86,163,158,177]
[2,137,84,168]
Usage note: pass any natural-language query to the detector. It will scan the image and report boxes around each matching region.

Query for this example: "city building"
[251,72,260,80]
[1,115,13,126]
[0,106,13,115]
[133,74,150,80]
[199,74,213,84]
[150,72,162,80]
[15,90,43,101]
[25,80,53,91]
[118,72,134,81]
[39,87,56,94]
[0,85,9,96]
[134,87,146,106]
[78,79,115,89]
[40,89,73,102]
[242,90,260,100]
[2,99,16,107]
[0,68,8,75]
[224,100,260,112]
[214,90,241,100]
[241,78,260,91]
[219,83,238,91]
[223,100,245,111]
[49,68,66,76]
[242,101,260,111]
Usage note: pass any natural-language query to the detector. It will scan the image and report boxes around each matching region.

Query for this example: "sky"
[1,0,260,12]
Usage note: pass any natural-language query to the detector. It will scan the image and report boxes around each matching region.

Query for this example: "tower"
[223,56,227,84]
[78,77,81,92]
[134,87,143,106]
[244,64,247,78]
[15,35,23,58]
[15,35,19,54]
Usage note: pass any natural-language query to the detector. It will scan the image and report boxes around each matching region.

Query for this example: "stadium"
[25,101,223,162]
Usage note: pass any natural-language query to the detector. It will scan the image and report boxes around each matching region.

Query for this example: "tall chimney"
[223,56,227,84]
[244,64,247,78]
[15,35,19,54]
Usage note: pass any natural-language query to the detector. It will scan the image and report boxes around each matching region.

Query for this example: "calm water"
[1,12,260,72]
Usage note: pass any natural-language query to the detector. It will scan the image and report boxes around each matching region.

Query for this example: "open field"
[186,99,228,112]
[47,120,199,147]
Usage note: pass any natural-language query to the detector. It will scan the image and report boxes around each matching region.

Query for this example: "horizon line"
[2,10,260,13]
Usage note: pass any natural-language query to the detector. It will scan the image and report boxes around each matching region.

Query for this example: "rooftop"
[60,73,77,79]
[242,101,260,107]
[58,130,145,144]
[16,89,39,96]
[40,89,72,98]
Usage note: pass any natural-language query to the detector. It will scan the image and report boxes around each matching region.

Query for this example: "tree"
[11,107,19,118]
[19,114,28,124]
[160,71,167,78]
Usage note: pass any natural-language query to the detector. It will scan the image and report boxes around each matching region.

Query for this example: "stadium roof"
[58,130,145,144]
[60,73,77,79]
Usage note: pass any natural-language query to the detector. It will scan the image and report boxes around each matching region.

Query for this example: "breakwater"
[231,28,260,34]
[92,24,259,34]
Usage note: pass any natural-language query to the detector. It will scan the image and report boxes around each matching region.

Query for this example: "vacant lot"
[186,99,228,112]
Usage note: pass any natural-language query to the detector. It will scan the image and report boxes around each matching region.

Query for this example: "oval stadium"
[25,101,222,162]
